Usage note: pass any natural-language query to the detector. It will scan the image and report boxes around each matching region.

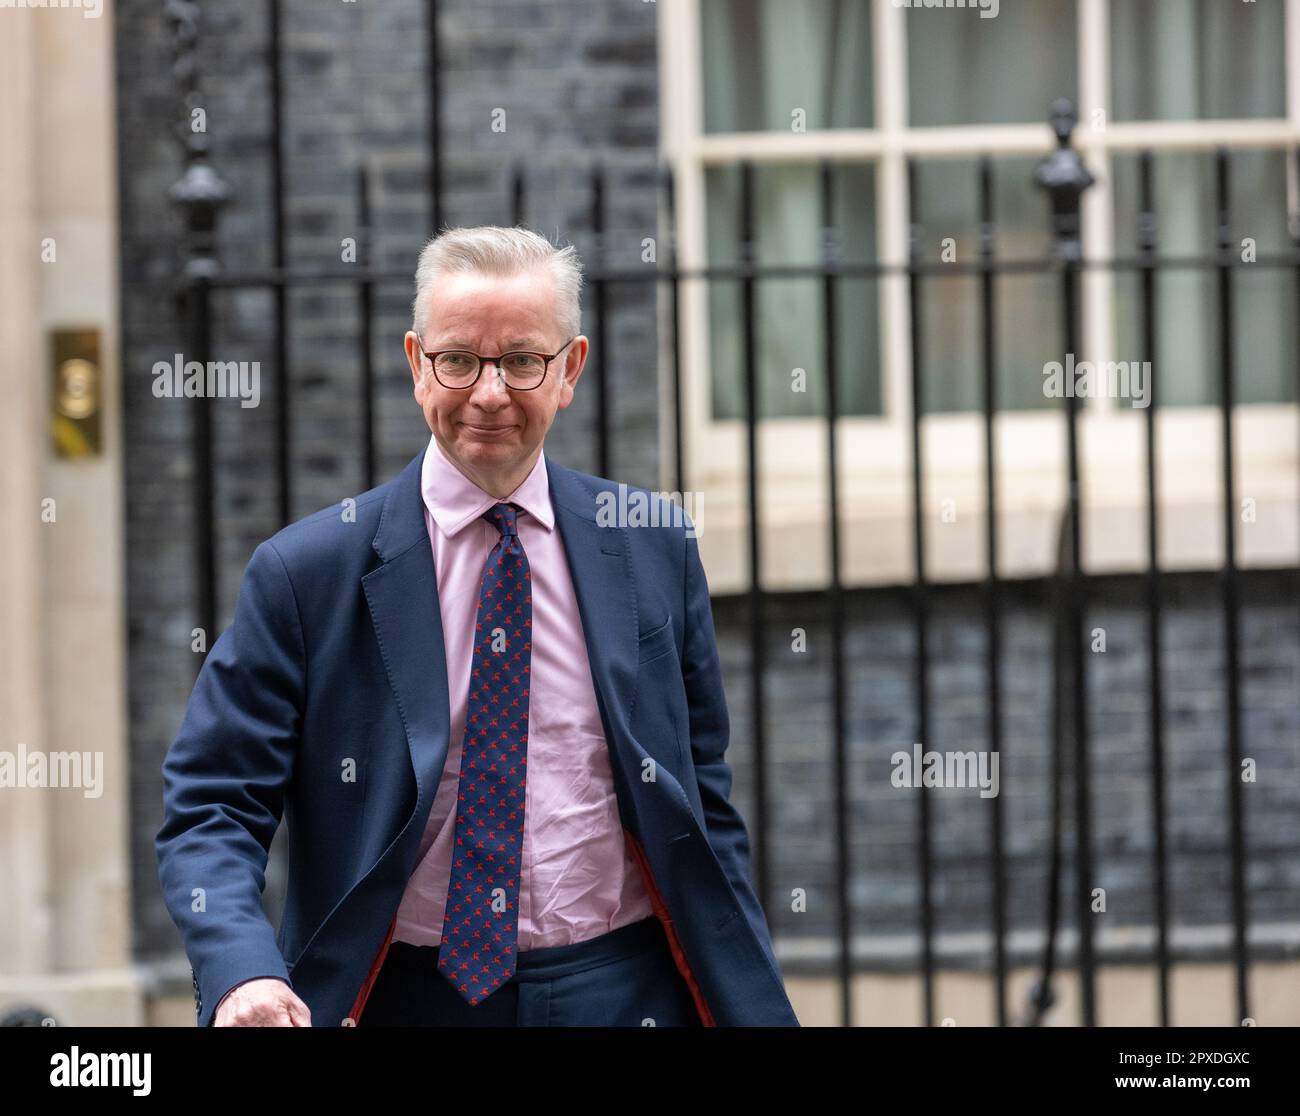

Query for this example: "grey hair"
[410,225,583,347]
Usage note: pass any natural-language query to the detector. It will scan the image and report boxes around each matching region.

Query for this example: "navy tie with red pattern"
[437,501,532,1004]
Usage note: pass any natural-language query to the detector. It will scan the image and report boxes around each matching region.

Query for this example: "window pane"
[1111,0,1284,122]
[705,162,879,419]
[913,157,1057,414]
[907,0,1077,127]
[1112,150,1295,407]
[700,0,872,133]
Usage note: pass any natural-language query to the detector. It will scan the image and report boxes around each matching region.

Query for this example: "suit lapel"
[546,454,702,837]
[362,449,451,816]
[545,454,638,744]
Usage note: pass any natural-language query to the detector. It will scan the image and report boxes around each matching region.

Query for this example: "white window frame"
[657,0,1300,595]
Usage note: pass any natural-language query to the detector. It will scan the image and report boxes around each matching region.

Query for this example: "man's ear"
[559,336,587,392]
[405,331,424,387]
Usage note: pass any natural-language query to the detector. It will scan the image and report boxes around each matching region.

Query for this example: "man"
[156,225,799,1027]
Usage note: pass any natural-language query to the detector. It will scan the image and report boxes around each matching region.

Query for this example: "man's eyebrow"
[436,338,546,350]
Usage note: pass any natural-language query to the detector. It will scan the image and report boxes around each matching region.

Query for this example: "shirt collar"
[420,432,555,538]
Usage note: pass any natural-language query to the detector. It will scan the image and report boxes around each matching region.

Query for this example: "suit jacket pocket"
[637,615,675,664]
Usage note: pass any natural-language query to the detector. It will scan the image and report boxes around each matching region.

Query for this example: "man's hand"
[213,978,312,1027]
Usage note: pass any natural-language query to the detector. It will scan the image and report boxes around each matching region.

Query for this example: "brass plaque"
[50,328,101,458]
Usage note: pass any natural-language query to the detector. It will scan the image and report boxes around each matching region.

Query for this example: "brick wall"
[715,572,1300,967]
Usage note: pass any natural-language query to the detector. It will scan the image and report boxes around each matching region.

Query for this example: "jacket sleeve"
[680,523,786,985]
[155,540,304,1027]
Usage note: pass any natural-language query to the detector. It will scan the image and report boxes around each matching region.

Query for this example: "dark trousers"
[357,915,703,1027]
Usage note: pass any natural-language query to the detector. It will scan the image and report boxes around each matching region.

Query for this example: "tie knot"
[483,501,520,538]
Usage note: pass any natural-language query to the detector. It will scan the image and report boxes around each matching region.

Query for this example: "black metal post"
[510,160,525,227]
[427,0,443,236]
[1214,149,1250,1024]
[357,165,375,491]
[1295,149,1300,901]
[906,159,935,1028]
[818,161,852,1028]
[1033,99,1096,1026]
[662,163,686,496]
[590,163,610,478]
[977,157,1008,1027]
[1137,150,1171,1027]
[738,160,771,920]
[269,0,291,527]
[167,0,230,673]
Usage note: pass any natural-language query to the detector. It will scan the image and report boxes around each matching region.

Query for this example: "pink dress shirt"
[391,433,655,950]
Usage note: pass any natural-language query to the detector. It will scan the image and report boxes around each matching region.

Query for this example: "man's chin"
[459,436,519,455]
[450,435,528,469]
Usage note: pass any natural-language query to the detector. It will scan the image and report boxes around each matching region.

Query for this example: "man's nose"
[470,360,510,402]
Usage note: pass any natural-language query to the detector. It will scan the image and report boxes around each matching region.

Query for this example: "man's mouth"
[460,421,516,439]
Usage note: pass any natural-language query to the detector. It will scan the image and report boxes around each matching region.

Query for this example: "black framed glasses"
[414,334,576,390]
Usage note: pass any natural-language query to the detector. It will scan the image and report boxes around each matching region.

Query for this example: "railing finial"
[165,0,230,280]
[1033,99,1095,263]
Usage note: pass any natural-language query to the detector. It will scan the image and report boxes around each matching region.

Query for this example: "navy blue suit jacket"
[155,445,799,1026]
